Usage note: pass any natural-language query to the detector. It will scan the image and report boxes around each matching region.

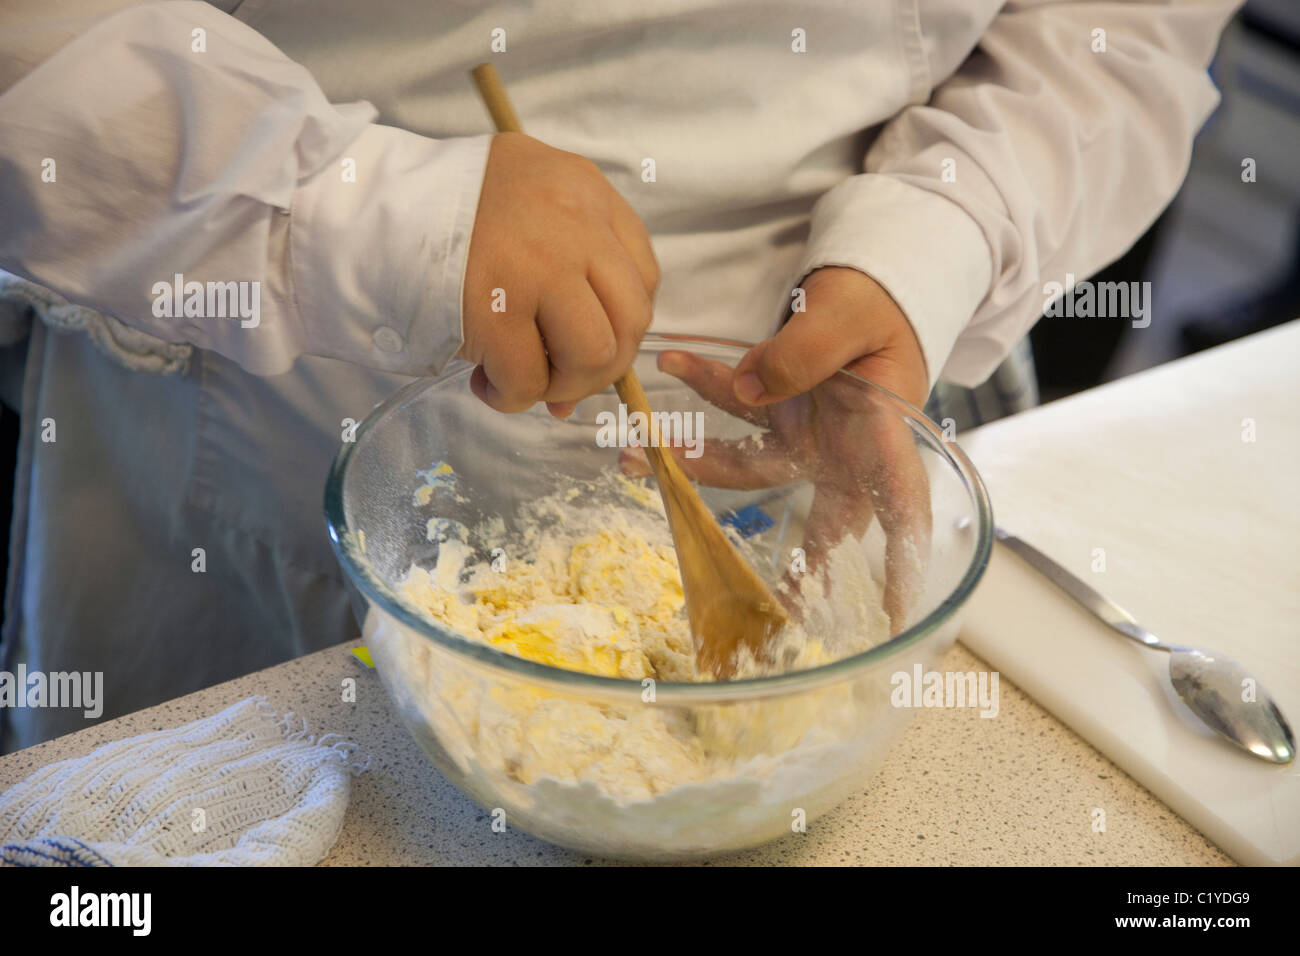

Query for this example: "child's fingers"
[656,350,769,428]
[798,483,875,581]
[618,435,800,490]
[473,318,551,413]
[869,415,932,636]
[733,307,867,407]
[587,233,655,372]
[606,192,661,296]
[536,278,619,403]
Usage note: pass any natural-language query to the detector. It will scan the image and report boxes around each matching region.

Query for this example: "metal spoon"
[991,525,1295,764]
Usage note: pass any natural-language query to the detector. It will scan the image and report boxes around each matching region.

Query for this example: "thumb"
[732,293,872,406]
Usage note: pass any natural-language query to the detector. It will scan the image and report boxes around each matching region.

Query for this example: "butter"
[406,525,684,680]
[483,604,651,679]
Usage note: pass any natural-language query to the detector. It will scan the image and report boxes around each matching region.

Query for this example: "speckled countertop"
[0,637,1233,865]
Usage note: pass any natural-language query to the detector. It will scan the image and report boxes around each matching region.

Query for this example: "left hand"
[621,266,933,633]
[731,265,928,411]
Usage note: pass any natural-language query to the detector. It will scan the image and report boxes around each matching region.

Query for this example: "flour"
[367,468,902,856]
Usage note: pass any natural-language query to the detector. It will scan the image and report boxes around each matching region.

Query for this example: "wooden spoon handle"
[470,63,524,133]
[612,371,685,485]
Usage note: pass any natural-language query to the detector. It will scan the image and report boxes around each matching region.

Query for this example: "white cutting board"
[957,321,1300,866]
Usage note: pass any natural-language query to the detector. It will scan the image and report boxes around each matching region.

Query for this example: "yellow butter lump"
[406,525,695,682]
[484,604,648,679]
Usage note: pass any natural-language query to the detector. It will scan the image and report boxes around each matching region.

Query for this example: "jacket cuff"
[794,174,992,391]
[290,123,492,375]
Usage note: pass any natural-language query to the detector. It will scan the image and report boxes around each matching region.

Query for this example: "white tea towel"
[0,696,369,866]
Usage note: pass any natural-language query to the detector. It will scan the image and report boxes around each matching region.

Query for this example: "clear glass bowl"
[325,334,993,861]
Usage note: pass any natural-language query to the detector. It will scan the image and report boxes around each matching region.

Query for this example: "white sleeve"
[796,0,1240,389]
[0,0,490,377]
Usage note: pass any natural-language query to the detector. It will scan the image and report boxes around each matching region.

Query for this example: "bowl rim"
[324,333,994,701]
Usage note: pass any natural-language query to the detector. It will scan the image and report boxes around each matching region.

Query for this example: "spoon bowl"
[1169,648,1296,764]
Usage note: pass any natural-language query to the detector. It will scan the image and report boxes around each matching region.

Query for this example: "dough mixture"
[372,468,896,814]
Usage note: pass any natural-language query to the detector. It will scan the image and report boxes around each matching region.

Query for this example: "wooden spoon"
[469,63,788,677]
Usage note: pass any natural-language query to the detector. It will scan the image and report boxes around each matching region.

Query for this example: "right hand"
[459,132,659,417]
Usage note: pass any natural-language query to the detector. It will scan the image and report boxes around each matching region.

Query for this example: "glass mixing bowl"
[325,333,992,861]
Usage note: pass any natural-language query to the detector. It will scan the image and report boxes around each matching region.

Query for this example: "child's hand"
[460,132,659,417]
[734,266,928,410]
[620,266,934,634]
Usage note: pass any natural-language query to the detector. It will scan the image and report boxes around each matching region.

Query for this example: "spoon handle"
[471,62,523,132]
[994,527,1166,651]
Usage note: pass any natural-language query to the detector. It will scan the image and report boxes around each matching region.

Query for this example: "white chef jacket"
[0,0,1236,749]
